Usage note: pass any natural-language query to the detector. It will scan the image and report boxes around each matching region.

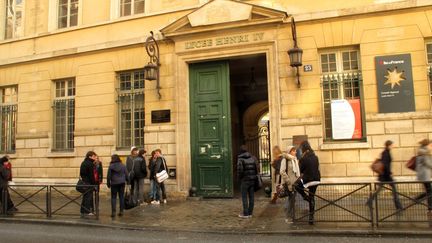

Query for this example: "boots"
[270,193,278,204]
[111,210,116,218]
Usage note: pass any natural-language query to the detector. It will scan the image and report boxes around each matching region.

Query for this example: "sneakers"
[238,213,250,219]
[163,199,167,204]
[151,200,160,205]
[285,218,293,224]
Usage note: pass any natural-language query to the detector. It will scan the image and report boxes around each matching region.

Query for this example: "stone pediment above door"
[160,0,288,38]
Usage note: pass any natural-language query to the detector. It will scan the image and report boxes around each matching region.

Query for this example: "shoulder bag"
[156,157,169,183]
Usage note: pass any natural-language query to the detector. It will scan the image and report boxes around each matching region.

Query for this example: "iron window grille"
[52,79,75,152]
[120,0,145,17]
[0,86,18,153]
[58,0,78,29]
[116,70,145,150]
[320,49,365,141]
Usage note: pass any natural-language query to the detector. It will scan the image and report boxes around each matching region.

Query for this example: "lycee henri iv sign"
[374,54,415,113]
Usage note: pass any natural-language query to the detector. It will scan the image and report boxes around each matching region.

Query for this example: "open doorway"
[229,54,269,191]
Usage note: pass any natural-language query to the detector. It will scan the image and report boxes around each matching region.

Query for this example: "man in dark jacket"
[132,149,147,205]
[80,151,97,217]
[126,147,138,193]
[151,149,167,204]
[294,140,321,225]
[0,156,16,213]
[366,140,402,210]
[237,145,258,219]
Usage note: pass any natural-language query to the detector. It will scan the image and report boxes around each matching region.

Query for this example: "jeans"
[240,181,255,216]
[80,189,94,214]
[285,191,296,220]
[1,187,14,212]
[295,181,318,224]
[148,180,157,200]
[110,184,125,213]
[367,182,402,209]
[155,182,167,201]
[133,178,145,203]
[416,182,432,210]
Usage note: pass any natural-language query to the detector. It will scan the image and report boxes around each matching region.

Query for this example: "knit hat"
[130,146,138,152]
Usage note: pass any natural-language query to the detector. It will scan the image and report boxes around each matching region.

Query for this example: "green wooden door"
[190,61,233,197]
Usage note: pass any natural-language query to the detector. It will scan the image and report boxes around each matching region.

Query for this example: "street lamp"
[144,31,161,99]
[287,17,303,88]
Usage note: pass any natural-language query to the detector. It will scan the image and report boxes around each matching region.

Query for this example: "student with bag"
[126,147,139,195]
[270,146,283,204]
[237,145,259,219]
[107,154,127,217]
[415,139,432,215]
[280,146,300,224]
[132,149,147,205]
[79,151,98,217]
[151,149,168,205]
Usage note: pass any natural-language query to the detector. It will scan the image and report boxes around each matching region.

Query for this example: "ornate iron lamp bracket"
[145,31,162,99]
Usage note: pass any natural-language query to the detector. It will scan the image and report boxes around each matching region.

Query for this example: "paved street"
[0,222,430,243]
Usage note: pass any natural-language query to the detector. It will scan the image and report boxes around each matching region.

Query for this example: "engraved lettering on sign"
[185,33,264,50]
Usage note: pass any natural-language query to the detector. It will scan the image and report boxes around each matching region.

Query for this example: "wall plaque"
[151,110,171,123]
[374,54,415,113]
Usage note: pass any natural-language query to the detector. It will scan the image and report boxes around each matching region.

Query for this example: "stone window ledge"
[46,151,77,158]
[320,141,371,150]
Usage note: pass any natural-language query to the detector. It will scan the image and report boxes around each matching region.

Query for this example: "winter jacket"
[299,151,321,184]
[237,152,258,183]
[125,155,135,174]
[416,146,432,182]
[280,154,300,191]
[80,157,96,185]
[107,160,127,187]
[149,158,157,180]
[379,149,393,182]
[132,156,148,179]
[0,164,11,188]
[152,156,167,179]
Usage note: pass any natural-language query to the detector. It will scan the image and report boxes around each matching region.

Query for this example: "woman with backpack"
[416,139,432,215]
[107,154,127,217]
[270,146,283,204]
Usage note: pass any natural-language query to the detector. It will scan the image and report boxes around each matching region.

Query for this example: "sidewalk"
[2,194,432,236]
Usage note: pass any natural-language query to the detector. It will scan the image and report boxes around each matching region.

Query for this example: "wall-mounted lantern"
[287,17,303,88]
[144,31,161,99]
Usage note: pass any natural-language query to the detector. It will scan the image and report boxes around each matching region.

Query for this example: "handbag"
[406,156,417,171]
[156,157,169,183]
[76,178,89,193]
[371,158,384,175]
[124,185,137,210]
[276,183,289,198]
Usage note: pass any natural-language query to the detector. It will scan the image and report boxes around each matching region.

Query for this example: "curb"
[1,217,432,237]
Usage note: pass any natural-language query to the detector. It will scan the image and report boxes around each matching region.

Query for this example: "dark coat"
[299,151,321,184]
[107,161,127,187]
[125,155,135,174]
[94,162,103,185]
[80,157,96,185]
[0,164,11,188]
[149,158,156,180]
[151,157,167,179]
[379,148,393,182]
[132,156,148,179]
[237,152,258,183]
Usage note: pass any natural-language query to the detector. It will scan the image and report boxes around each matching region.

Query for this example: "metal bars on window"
[53,79,75,151]
[321,72,363,140]
[0,86,17,153]
[117,70,145,150]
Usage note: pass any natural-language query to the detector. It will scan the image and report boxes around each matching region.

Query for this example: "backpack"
[406,156,417,171]
[371,158,384,175]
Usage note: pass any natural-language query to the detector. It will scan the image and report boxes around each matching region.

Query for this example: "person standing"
[126,147,138,194]
[93,156,103,190]
[132,149,147,205]
[237,145,258,219]
[270,146,283,204]
[107,154,127,218]
[0,156,17,213]
[415,139,432,215]
[280,146,300,223]
[80,151,97,217]
[366,140,402,210]
[152,149,167,205]
[148,150,157,203]
[294,140,321,225]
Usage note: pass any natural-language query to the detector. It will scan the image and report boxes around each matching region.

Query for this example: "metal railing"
[1,184,99,219]
[293,181,432,227]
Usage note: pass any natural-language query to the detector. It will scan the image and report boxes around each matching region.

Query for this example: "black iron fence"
[293,181,432,227]
[1,184,99,219]
[245,125,271,177]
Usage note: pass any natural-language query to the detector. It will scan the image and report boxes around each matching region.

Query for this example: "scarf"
[287,154,300,178]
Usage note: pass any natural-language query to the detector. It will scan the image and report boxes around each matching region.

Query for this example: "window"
[120,0,145,17]
[58,0,78,28]
[4,0,24,39]
[117,70,145,149]
[320,49,365,141]
[53,79,75,151]
[0,86,17,153]
[427,43,432,102]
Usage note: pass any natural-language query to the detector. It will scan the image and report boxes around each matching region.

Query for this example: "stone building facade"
[0,0,431,197]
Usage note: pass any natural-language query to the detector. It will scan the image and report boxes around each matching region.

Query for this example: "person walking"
[294,140,321,225]
[126,147,138,195]
[107,154,127,218]
[0,156,17,213]
[148,150,157,203]
[280,146,300,223]
[151,149,168,205]
[270,146,283,204]
[80,151,98,217]
[132,149,147,205]
[237,145,258,219]
[366,140,403,210]
[415,139,432,215]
